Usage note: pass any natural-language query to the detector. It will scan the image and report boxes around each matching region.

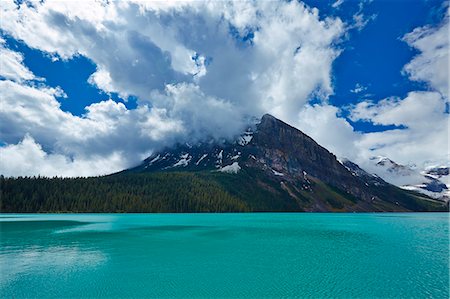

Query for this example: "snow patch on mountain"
[238,131,253,146]
[357,156,449,201]
[196,154,208,165]
[368,156,425,186]
[173,153,191,167]
[216,150,224,167]
[400,185,449,199]
[149,154,161,164]
[272,169,284,176]
[424,166,450,185]
[231,153,241,160]
[219,162,241,174]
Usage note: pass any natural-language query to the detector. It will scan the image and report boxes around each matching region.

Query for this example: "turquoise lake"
[0,213,448,298]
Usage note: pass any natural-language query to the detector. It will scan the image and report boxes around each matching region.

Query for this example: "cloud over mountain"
[0,0,448,177]
[0,0,344,176]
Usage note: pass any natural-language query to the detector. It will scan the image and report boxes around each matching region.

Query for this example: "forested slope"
[0,173,249,213]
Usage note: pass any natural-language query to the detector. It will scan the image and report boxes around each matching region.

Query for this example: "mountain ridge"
[1,114,447,213]
[124,113,446,212]
[362,156,449,201]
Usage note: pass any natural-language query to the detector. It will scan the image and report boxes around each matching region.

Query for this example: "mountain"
[364,156,449,201]
[1,114,446,213]
[124,114,446,212]
[423,166,449,192]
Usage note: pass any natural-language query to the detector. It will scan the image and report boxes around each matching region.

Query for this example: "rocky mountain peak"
[124,114,447,212]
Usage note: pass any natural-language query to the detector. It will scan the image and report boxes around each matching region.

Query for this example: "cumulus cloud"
[292,91,448,173]
[343,12,449,168]
[292,10,449,172]
[350,91,445,128]
[149,83,246,141]
[0,38,35,82]
[0,0,344,120]
[285,5,446,176]
[295,104,361,161]
[402,12,449,98]
[1,74,246,176]
[0,0,346,176]
[0,134,128,177]
[350,91,448,166]
[0,0,447,178]
[0,78,185,175]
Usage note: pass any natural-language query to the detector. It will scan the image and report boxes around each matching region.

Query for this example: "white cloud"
[332,0,344,9]
[0,0,447,179]
[350,91,445,129]
[295,104,361,161]
[349,0,377,31]
[0,77,187,175]
[149,83,246,141]
[0,41,35,82]
[350,91,449,167]
[352,11,449,172]
[0,0,346,176]
[350,83,367,94]
[291,91,448,172]
[0,134,128,177]
[402,12,449,98]
[0,74,244,176]
[291,91,449,174]
[87,68,116,97]
[0,0,344,121]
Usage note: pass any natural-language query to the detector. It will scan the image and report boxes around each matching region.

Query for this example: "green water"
[0,213,448,298]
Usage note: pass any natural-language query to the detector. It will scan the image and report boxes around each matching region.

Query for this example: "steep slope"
[425,166,450,189]
[126,114,446,212]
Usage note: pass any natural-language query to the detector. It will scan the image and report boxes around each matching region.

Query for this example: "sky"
[0,0,448,177]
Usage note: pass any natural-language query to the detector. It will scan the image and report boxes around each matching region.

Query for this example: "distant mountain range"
[361,156,449,201]
[1,114,447,212]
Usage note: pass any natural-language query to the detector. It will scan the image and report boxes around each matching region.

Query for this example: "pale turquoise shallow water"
[0,213,448,298]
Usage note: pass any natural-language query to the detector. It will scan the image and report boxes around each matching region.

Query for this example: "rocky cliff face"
[248,114,373,201]
[127,114,446,212]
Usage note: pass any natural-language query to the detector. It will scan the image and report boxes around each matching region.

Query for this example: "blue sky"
[2,35,138,115]
[0,0,448,177]
[308,0,446,132]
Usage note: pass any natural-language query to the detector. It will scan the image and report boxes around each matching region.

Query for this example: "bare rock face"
[251,114,371,200]
[426,167,449,177]
[126,114,447,212]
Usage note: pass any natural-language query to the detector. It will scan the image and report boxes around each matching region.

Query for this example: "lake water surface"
[1,213,448,298]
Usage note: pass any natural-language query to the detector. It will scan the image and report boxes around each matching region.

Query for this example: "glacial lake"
[1,213,448,298]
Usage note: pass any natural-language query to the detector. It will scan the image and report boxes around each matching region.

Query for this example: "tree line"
[0,173,250,213]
